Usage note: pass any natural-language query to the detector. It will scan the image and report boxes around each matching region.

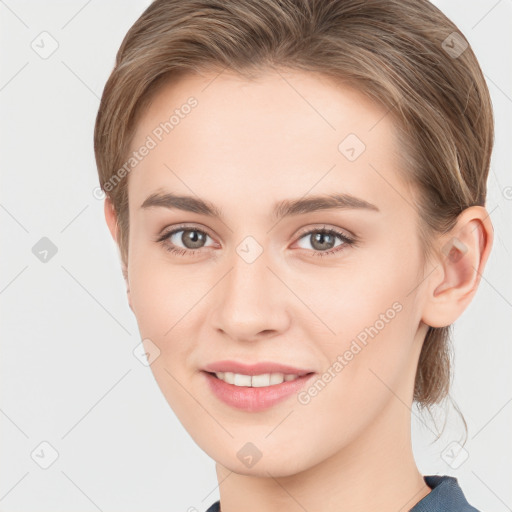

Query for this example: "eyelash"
[156,224,357,258]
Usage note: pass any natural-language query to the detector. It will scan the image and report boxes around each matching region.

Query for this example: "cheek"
[296,245,413,337]
[304,243,421,392]
[127,244,180,340]
[293,291,417,457]
[127,248,214,360]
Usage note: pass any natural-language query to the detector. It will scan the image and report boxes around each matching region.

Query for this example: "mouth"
[201,369,316,412]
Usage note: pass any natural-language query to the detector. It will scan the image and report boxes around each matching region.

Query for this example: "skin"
[104,69,493,512]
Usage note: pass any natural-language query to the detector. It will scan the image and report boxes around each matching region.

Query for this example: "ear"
[104,195,119,243]
[421,206,494,328]
[104,197,133,312]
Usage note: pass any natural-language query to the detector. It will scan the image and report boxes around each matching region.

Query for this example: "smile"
[203,371,316,412]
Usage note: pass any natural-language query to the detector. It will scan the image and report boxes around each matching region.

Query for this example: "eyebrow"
[140,191,380,220]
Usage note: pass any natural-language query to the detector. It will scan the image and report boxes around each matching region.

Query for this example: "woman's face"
[120,69,432,475]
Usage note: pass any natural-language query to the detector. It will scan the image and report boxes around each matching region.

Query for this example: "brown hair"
[94,0,494,426]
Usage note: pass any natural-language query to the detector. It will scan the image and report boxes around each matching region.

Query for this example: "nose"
[211,247,291,342]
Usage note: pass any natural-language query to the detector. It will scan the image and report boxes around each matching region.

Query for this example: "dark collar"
[410,475,480,511]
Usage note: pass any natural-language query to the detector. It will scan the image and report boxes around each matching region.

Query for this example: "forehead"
[127,69,406,214]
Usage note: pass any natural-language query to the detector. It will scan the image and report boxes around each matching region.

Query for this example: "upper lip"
[203,360,315,376]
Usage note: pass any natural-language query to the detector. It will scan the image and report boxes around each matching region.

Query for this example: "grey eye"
[297,231,344,252]
[168,229,212,250]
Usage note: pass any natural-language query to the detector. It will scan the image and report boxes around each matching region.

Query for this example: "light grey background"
[0,1,511,511]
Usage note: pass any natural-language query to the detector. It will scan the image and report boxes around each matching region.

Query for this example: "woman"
[94,1,494,510]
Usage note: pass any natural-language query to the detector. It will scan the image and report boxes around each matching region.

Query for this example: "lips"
[202,360,314,376]
[201,360,316,412]
[202,370,316,412]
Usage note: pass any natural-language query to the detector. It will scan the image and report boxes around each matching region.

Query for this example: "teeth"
[214,372,300,387]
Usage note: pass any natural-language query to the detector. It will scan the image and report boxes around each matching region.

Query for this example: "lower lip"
[202,371,315,412]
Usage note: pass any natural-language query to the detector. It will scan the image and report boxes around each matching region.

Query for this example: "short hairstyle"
[94,0,494,419]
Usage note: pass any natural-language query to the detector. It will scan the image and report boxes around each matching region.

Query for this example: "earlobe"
[421,206,493,328]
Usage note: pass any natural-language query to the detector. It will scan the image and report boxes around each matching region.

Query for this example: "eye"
[156,224,215,256]
[294,226,356,257]
[156,224,357,258]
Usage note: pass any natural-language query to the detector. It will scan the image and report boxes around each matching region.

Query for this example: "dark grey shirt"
[204,475,480,512]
